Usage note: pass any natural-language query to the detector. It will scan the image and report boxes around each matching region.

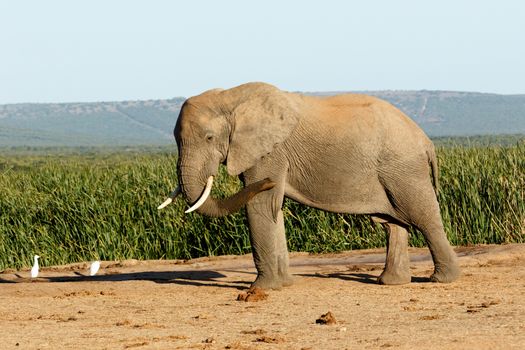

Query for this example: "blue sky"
[1,1,524,103]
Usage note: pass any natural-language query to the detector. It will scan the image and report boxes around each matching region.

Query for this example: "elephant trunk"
[179,165,275,217]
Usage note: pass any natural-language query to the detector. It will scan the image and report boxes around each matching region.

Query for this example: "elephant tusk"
[157,186,181,210]
[185,176,214,214]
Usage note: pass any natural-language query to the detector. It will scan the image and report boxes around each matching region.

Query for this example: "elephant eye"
[206,135,214,142]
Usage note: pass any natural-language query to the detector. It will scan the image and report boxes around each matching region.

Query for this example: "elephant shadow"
[0,270,252,290]
[1,269,430,287]
[299,272,431,284]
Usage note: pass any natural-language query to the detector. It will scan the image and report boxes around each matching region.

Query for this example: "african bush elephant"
[159,82,460,290]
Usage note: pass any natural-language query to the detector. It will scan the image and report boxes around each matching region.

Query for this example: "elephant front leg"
[246,195,293,290]
[378,223,412,285]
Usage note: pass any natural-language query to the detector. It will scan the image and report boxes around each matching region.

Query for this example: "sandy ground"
[1,244,524,350]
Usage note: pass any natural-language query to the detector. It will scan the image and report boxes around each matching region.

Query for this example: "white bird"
[31,255,40,278]
[89,260,100,276]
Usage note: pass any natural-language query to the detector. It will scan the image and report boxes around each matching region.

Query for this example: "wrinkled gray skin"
[173,82,460,290]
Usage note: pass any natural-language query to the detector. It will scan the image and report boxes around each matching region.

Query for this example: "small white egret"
[31,255,40,278]
[89,260,101,276]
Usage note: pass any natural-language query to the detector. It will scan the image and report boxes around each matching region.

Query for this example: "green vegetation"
[1,141,524,270]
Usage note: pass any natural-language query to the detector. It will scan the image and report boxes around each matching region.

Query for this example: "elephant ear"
[226,91,299,176]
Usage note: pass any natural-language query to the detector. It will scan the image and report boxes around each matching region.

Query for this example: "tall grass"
[438,145,524,245]
[0,143,523,270]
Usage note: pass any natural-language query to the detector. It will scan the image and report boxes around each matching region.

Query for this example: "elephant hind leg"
[419,218,461,283]
[372,216,411,285]
[386,181,460,283]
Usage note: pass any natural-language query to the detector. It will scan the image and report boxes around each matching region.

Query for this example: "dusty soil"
[1,244,524,349]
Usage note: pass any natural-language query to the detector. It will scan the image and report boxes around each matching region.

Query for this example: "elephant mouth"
[184,176,214,213]
[157,176,214,212]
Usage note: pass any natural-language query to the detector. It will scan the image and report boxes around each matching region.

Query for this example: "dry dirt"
[1,244,524,349]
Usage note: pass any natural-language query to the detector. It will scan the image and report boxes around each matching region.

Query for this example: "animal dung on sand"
[237,287,268,302]
[316,311,337,325]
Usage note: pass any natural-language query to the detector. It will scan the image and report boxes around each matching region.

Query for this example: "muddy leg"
[378,223,412,285]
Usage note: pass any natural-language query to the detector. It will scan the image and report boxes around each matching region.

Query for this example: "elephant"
[158,82,460,290]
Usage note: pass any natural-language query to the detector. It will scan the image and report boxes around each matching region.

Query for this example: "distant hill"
[310,90,525,137]
[1,91,524,147]
[0,98,185,147]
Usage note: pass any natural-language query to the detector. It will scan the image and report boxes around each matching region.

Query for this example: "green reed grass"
[0,143,523,269]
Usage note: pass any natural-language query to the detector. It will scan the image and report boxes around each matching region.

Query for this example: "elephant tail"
[427,144,439,196]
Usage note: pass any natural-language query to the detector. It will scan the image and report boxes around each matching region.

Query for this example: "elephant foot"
[430,263,460,283]
[250,273,294,290]
[280,273,295,287]
[378,268,411,285]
